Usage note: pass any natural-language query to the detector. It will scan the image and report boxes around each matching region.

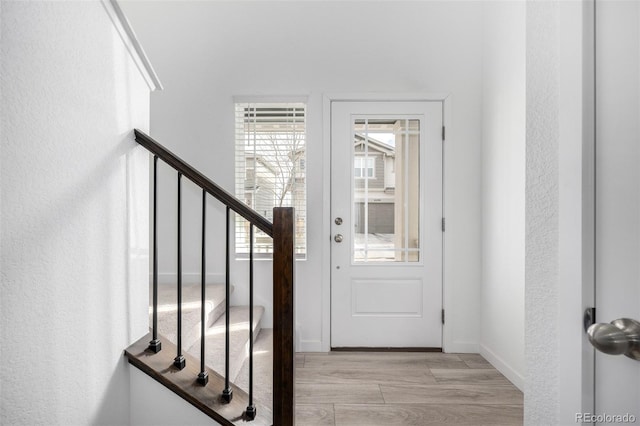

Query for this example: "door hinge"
[442,309,445,324]
[442,126,446,141]
[441,218,446,232]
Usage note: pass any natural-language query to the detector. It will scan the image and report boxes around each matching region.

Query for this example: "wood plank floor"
[295,352,523,426]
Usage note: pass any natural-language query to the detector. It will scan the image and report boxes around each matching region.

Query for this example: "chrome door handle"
[587,318,640,361]
[334,234,343,243]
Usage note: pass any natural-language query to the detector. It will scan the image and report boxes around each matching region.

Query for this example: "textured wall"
[525,1,560,424]
[1,2,150,424]
[480,0,526,390]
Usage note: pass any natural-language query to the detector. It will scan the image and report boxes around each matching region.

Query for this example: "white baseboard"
[479,344,525,391]
[445,341,479,353]
[295,338,479,354]
[298,340,324,353]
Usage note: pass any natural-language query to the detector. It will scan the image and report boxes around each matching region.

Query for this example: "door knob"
[334,234,343,243]
[587,318,640,361]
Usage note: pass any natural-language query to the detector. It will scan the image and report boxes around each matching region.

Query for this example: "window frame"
[354,156,376,179]
[233,98,308,260]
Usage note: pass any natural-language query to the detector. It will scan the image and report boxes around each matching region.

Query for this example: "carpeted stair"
[153,282,273,422]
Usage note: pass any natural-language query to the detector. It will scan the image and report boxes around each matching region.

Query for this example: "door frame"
[321,93,451,352]
[557,0,596,421]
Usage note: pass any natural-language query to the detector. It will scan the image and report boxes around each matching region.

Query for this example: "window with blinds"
[234,102,306,258]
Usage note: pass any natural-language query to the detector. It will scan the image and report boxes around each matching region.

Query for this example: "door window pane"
[352,118,420,263]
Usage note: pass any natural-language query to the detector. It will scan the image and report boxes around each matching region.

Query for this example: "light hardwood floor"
[294,352,523,426]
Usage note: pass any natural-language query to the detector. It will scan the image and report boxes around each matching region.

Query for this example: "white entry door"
[592,0,640,421]
[330,101,443,348]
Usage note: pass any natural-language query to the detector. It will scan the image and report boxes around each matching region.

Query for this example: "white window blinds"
[234,102,306,257]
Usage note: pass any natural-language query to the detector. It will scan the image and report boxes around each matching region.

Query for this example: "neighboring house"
[353,126,419,262]
[353,133,396,234]
[243,155,278,220]
[240,151,306,255]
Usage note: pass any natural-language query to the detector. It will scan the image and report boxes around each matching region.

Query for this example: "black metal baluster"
[148,155,161,353]
[197,189,208,385]
[245,224,256,420]
[174,172,186,370]
[222,206,233,403]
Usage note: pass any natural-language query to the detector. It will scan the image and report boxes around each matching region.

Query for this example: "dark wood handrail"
[134,129,273,236]
[132,129,294,424]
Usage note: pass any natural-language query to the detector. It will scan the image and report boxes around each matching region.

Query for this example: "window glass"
[234,102,306,257]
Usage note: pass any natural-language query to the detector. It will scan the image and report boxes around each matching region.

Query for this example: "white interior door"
[593,0,640,421]
[330,101,443,348]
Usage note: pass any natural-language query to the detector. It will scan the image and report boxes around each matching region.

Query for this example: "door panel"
[330,101,443,348]
[594,0,640,421]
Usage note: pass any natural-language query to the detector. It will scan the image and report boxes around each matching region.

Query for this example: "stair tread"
[125,333,271,426]
[235,328,273,410]
[187,305,265,383]
[154,282,226,306]
[152,283,229,351]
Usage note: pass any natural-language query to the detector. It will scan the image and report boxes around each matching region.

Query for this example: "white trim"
[322,93,451,353]
[322,95,333,352]
[480,344,525,391]
[101,0,163,92]
[298,340,323,353]
[323,92,450,103]
[441,96,452,353]
[446,341,478,354]
[233,95,310,104]
[557,0,596,421]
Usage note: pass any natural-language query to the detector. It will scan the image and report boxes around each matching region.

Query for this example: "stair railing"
[134,129,295,425]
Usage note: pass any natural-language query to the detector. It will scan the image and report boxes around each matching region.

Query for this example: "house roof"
[245,155,278,175]
[354,134,395,156]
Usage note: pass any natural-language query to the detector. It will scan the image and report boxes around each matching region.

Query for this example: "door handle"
[334,234,343,243]
[587,318,640,361]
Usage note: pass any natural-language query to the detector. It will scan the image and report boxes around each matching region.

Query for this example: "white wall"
[121,0,484,353]
[480,1,526,390]
[1,2,151,424]
[130,368,219,425]
[524,2,597,424]
[480,0,593,422]
[525,1,560,422]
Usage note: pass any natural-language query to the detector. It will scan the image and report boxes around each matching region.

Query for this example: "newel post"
[272,207,295,426]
